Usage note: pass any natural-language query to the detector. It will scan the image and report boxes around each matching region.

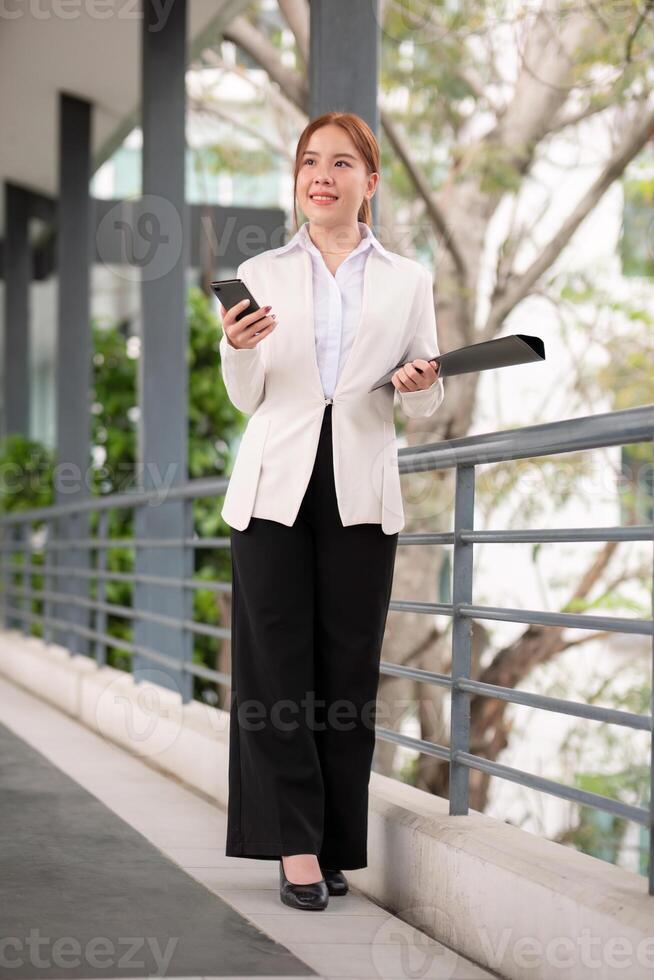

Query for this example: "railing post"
[53,511,92,657]
[94,510,108,666]
[73,510,92,657]
[1,530,6,628]
[52,515,65,649]
[181,497,194,705]
[7,525,25,632]
[449,463,476,816]
[134,498,192,703]
[43,520,53,645]
[58,513,76,653]
[22,519,31,636]
[60,513,74,653]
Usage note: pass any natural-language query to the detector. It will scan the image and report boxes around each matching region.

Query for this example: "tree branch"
[484,102,654,338]
[277,0,309,68]
[547,99,614,134]
[222,14,308,111]
[380,107,468,282]
[188,96,292,161]
[223,8,471,289]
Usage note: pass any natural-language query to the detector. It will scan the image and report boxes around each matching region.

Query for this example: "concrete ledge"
[1,629,652,980]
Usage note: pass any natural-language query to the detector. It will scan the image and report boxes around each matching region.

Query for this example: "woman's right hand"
[220,299,277,350]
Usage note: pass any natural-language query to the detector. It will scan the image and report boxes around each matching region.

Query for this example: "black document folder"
[369,333,546,391]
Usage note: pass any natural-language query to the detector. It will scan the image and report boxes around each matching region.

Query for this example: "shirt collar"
[273,220,399,267]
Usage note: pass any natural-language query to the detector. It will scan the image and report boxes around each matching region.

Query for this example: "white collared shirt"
[274,220,398,398]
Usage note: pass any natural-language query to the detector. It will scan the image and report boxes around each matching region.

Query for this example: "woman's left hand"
[391,358,440,393]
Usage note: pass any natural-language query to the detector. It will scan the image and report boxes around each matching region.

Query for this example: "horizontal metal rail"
[0,560,231,593]
[0,536,231,551]
[1,402,652,893]
[452,750,650,826]
[387,597,652,635]
[3,604,231,689]
[5,576,648,732]
[10,562,649,637]
[455,677,650,731]
[1,404,651,526]
[3,583,230,642]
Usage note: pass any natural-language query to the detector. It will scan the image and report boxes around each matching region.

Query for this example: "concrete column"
[134,0,192,701]
[309,0,381,228]
[3,183,31,438]
[55,92,94,656]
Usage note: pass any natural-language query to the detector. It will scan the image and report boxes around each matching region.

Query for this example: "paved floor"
[0,674,496,980]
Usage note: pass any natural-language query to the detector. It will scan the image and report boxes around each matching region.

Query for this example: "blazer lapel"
[289,246,397,400]
[335,249,403,397]
[270,244,400,399]
[333,247,385,396]
[298,249,326,398]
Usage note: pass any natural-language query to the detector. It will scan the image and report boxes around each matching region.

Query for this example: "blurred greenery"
[0,286,246,707]
[620,177,654,278]
[564,764,650,877]
[0,436,55,636]
[0,435,55,512]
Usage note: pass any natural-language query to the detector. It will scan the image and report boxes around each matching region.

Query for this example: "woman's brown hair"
[292,111,380,232]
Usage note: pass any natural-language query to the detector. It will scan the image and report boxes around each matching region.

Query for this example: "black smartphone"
[210,278,262,322]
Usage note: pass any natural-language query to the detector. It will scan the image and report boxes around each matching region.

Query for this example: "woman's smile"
[309,193,340,206]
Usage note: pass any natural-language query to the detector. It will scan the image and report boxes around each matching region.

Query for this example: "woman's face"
[296,124,378,227]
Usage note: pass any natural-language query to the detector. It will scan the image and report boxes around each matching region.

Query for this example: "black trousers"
[225,403,399,869]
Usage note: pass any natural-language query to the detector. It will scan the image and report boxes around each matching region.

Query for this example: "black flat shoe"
[279,859,329,910]
[320,867,349,896]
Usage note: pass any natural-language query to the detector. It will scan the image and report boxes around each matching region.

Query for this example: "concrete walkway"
[0,674,497,980]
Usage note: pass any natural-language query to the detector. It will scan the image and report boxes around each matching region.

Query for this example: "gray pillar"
[55,92,94,655]
[134,0,192,701]
[309,0,380,228]
[3,183,31,438]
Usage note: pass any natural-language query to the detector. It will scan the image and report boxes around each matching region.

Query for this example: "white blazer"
[218,242,445,535]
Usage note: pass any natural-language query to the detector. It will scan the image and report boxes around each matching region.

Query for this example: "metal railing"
[1,404,652,892]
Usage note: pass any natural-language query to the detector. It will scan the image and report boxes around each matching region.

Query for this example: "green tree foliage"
[91,319,137,497]
[0,288,244,700]
[620,177,654,278]
[87,287,244,695]
[0,435,54,513]
[0,436,55,638]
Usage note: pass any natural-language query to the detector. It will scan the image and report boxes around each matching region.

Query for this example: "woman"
[218,111,444,911]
